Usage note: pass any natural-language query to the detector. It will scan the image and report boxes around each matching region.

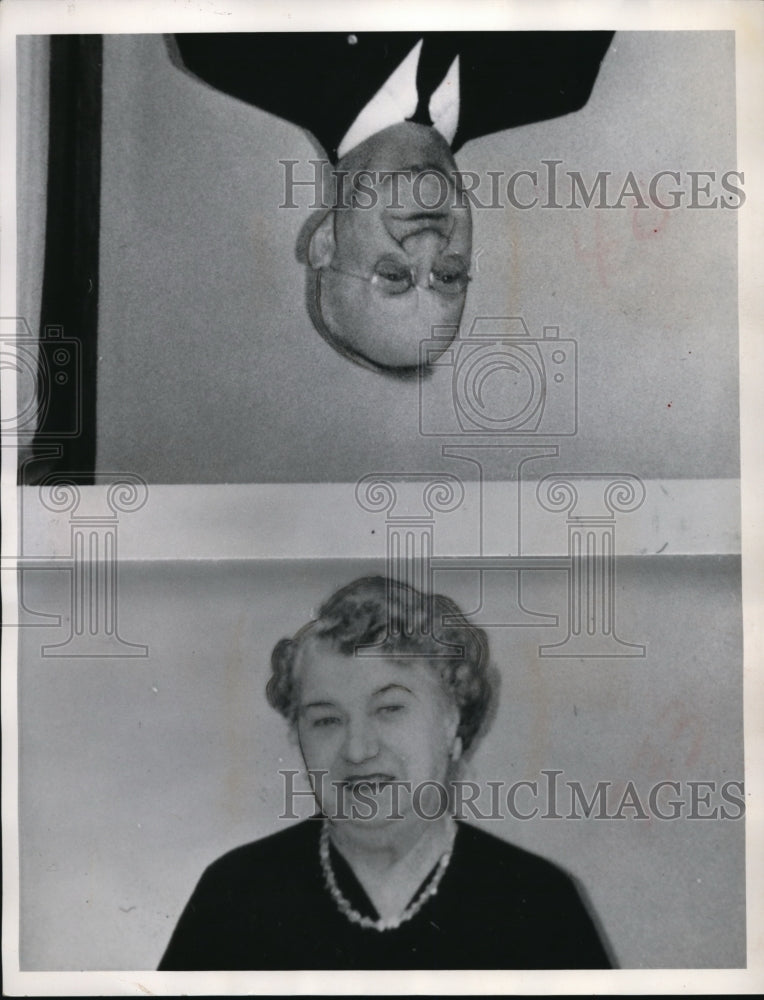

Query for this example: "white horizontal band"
[13,479,740,562]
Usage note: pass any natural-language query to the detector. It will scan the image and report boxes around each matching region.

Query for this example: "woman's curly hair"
[266,576,494,752]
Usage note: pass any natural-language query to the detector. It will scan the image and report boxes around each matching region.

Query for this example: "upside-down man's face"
[309,123,473,374]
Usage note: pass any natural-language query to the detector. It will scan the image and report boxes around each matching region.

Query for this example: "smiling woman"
[158,576,613,970]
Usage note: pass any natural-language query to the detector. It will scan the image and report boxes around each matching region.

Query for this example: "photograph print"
[4,1,760,993]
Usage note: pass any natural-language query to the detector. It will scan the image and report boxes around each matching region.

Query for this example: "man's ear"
[308,211,336,269]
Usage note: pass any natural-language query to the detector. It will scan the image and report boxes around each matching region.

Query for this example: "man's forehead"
[322,278,463,367]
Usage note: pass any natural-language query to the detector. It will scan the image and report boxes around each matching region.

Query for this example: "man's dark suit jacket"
[159,818,613,970]
[172,32,614,161]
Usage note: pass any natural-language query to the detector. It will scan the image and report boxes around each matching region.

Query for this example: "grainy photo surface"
[16,28,740,485]
[17,559,744,971]
[2,0,762,996]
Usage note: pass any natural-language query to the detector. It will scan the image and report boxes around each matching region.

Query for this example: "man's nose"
[401,229,448,284]
[386,210,452,246]
[342,717,379,764]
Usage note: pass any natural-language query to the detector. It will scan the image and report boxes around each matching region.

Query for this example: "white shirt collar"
[337,39,460,160]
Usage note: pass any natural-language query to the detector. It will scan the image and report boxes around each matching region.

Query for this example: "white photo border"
[1,0,762,994]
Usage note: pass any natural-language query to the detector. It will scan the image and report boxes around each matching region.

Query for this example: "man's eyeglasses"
[326,256,472,298]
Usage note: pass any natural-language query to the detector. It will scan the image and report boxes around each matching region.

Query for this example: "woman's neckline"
[320,816,460,928]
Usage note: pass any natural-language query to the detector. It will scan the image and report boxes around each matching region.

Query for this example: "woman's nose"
[341,717,379,763]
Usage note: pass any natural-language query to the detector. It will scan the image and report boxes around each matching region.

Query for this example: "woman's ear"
[307,211,336,269]
[451,735,463,763]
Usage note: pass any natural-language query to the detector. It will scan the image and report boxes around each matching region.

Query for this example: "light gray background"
[19,556,744,969]
[15,24,745,977]
[94,31,739,483]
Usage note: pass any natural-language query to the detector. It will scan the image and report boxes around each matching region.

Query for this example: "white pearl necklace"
[319,819,455,932]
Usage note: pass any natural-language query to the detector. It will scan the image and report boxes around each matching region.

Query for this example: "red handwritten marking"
[632,207,671,241]
[572,213,618,289]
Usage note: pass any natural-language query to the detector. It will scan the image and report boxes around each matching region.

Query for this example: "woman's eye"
[377,704,405,716]
[312,716,341,728]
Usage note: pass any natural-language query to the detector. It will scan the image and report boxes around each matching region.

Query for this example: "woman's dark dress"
[159,818,612,970]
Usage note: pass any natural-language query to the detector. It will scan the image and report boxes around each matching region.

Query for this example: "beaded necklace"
[319,818,455,932]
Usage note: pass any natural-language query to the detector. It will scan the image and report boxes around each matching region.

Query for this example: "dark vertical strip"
[28,35,102,484]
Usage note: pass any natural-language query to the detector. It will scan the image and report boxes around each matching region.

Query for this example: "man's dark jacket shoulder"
[171,31,614,160]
